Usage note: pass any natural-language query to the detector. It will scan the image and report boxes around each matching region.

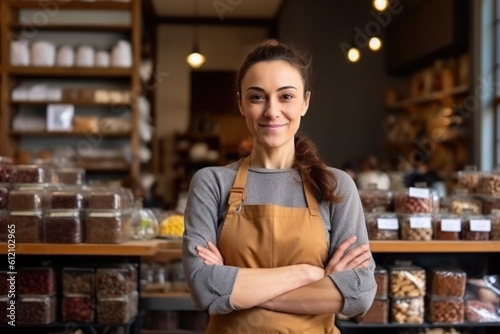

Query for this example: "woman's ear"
[302,91,311,116]
[237,92,244,115]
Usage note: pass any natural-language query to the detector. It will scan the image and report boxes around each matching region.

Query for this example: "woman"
[182,39,376,333]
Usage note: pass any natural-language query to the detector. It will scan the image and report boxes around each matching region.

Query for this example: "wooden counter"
[0,239,167,256]
[370,240,500,253]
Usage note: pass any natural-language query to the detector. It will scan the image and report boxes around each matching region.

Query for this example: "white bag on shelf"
[111,40,132,68]
[10,40,30,66]
[31,41,56,67]
[95,50,110,67]
[56,45,75,67]
[76,45,95,67]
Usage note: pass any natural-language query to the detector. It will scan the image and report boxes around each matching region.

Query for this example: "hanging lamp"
[186,0,206,68]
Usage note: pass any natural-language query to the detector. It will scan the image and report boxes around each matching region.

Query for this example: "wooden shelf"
[81,161,130,172]
[6,0,132,10]
[9,131,130,137]
[7,66,132,78]
[370,240,500,253]
[10,23,132,32]
[141,292,191,299]
[0,239,167,256]
[386,84,469,109]
[336,320,500,329]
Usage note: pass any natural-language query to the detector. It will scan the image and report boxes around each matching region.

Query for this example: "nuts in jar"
[462,215,490,240]
[359,185,393,212]
[400,214,433,241]
[450,194,482,215]
[375,267,388,297]
[0,157,14,183]
[86,212,133,244]
[44,211,82,244]
[97,295,130,324]
[56,167,85,185]
[429,268,466,298]
[394,187,436,214]
[391,296,424,324]
[62,296,94,322]
[10,165,53,185]
[63,268,94,295]
[96,268,129,297]
[480,195,500,215]
[88,188,133,210]
[365,212,399,240]
[48,191,84,210]
[18,295,56,324]
[464,299,500,322]
[390,266,426,297]
[8,190,46,211]
[433,214,462,241]
[18,267,55,295]
[427,297,464,324]
[477,172,500,196]
[457,166,481,193]
[9,213,43,243]
[491,216,500,240]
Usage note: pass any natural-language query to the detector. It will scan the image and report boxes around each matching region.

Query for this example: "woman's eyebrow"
[245,85,298,92]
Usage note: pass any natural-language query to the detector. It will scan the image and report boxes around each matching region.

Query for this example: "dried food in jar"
[478,172,500,196]
[62,296,94,322]
[11,164,52,185]
[9,213,43,243]
[48,191,84,210]
[8,189,46,211]
[18,267,55,295]
[356,298,388,324]
[97,295,130,324]
[427,297,464,324]
[0,212,8,242]
[56,167,85,185]
[86,212,132,244]
[400,214,433,241]
[462,216,490,240]
[394,187,437,214]
[365,212,399,240]
[18,295,56,324]
[390,266,426,297]
[458,166,481,193]
[430,268,467,298]
[359,185,393,212]
[464,299,500,322]
[481,196,500,215]
[63,268,94,295]
[0,186,9,210]
[44,211,82,243]
[450,194,482,215]
[88,188,133,210]
[433,214,461,241]
[0,297,9,324]
[374,266,388,297]
[96,268,129,297]
[0,157,14,183]
[391,296,424,324]
[491,216,500,240]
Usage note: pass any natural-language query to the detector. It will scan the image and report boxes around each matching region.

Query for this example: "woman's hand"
[325,236,371,276]
[196,241,224,265]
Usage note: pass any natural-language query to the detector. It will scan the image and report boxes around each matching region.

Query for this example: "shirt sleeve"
[326,170,377,317]
[182,168,239,315]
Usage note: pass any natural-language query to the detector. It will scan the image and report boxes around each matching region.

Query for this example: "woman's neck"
[249,146,295,169]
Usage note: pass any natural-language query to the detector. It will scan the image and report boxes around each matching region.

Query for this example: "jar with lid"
[10,164,54,188]
[491,215,500,240]
[477,168,500,196]
[461,210,490,240]
[479,195,500,215]
[432,213,461,240]
[365,212,399,240]
[449,189,482,214]
[394,183,438,214]
[426,296,464,324]
[429,268,466,298]
[356,297,388,324]
[44,210,82,243]
[358,183,393,212]
[18,295,56,324]
[62,295,95,322]
[131,198,159,240]
[18,267,56,295]
[55,167,85,185]
[457,165,481,194]
[0,157,14,183]
[9,211,43,243]
[400,214,433,241]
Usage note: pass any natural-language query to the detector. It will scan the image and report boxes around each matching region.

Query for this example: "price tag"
[470,219,491,232]
[410,216,431,229]
[440,219,461,232]
[377,218,399,230]
[409,187,430,199]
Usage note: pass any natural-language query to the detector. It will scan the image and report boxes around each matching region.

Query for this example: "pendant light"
[373,0,389,11]
[186,0,205,68]
[368,37,382,51]
[347,1,360,63]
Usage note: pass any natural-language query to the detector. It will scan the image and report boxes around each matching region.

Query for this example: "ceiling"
[150,0,284,19]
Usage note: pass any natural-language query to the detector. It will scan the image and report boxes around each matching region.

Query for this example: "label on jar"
[409,216,431,229]
[470,219,491,232]
[409,187,430,199]
[440,219,462,232]
[377,218,398,230]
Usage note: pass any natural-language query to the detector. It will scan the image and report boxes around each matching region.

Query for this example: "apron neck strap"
[301,171,320,216]
[227,156,250,209]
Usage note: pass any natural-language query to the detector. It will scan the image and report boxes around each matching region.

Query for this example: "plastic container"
[457,165,481,194]
[63,268,94,295]
[427,296,464,324]
[356,297,388,324]
[44,210,82,243]
[432,213,462,241]
[365,212,399,240]
[0,185,9,210]
[462,213,490,241]
[62,295,94,322]
[0,211,8,242]
[18,267,56,295]
[56,167,85,185]
[8,189,47,211]
[96,267,130,298]
[18,295,56,324]
[394,185,438,214]
[400,214,433,241]
[477,170,500,196]
[449,189,482,214]
[390,266,426,298]
[464,299,500,322]
[48,190,84,210]
[88,188,133,210]
[491,215,500,240]
[391,296,424,324]
[9,211,43,243]
[0,157,14,183]
[86,211,133,244]
[359,184,393,212]
[374,266,388,298]
[10,164,54,186]
[429,268,467,298]
[480,195,500,215]
[97,294,131,324]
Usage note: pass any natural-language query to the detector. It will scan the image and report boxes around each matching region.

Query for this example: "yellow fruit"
[161,214,185,237]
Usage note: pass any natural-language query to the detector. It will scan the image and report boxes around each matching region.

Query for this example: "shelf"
[0,315,139,329]
[386,84,469,109]
[370,241,500,253]
[10,23,132,32]
[9,100,131,107]
[140,292,196,311]
[336,320,500,329]
[10,131,130,137]
[80,160,130,172]
[6,0,132,10]
[7,66,132,78]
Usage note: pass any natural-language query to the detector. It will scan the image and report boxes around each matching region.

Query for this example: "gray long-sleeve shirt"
[182,160,377,316]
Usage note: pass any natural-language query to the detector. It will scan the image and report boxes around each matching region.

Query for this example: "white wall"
[155,24,268,203]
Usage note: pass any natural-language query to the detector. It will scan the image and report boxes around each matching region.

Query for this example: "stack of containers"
[360,184,398,240]
[394,183,438,241]
[356,266,389,324]
[86,188,134,243]
[62,267,95,323]
[0,157,14,242]
[17,266,56,324]
[389,265,426,324]
[426,268,466,324]
[96,264,138,324]
[45,190,85,243]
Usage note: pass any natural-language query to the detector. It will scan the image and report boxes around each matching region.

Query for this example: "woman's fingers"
[344,250,372,271]
[325,243,371,274]
[335,244,370,269]
[196,244,224,265]
[328,236,357,267]
[207,241,224,262]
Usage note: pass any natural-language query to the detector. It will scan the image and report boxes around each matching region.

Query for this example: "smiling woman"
[182,39,376,334]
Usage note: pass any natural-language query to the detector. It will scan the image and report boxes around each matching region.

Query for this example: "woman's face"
[239,60,310,151]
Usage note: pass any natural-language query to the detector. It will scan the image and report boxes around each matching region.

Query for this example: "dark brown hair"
[237,39,340,203]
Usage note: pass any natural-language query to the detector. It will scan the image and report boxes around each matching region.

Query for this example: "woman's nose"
[264,98,280,118]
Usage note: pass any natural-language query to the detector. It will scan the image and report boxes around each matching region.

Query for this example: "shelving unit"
[0,0,142,179]
[386,84,469,110]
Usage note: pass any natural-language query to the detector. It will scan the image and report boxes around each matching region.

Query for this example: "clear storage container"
[56,167,85,185]
[477,170,500,196]
[390,266,426,298]
[9,211,43,243]
[365,212,399,240]
[88,187,133,210]
[462,213,490,241]
[18,267,56,295]
[86,211,133,244]
[394,185,439,214]
[491,215,500,240]
[0,157,14,183]
[359,184,393,212]
[0,271,11,296]
[8,189,46,211]
[400,214,433,241]
[457,165,481,194]
[432,213,462,241]
[480,195,500,215]
[464,299,500,322]
[44,210,82,243]
[429,268,467,298]
[427,296,464,324]
[62,295,94,322]
[356,297,388,324]
[449,189,482,214]
[391,296,424,324]
[96,267,130,298]
[10,164,54,186]
[0,184,9,210]
[18,295,56,324]
[48,190,84,210]
[97,294,131,324]
[63,268,94,295]
[375,266,388,298]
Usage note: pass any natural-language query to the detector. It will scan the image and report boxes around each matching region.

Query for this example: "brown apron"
[207,156,341,334]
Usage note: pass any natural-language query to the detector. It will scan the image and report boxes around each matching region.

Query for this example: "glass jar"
[86,210,133,244]
[62,268,94,295]
[356,297,388,324]
[432,213,462,241]
[457,165,481,194]
[47,190,84,210]
[18,295,56,324]
[9,211,43,243]
[391,296,424,324]
[427,296,464,324]
[462,212,490,241]
[365,212,399,240]
[62,295,95,322]
[359,184,393,212]
[56,167,85,185]
[0,157,14,183]
[18,267,56,295]
[44,210,82,243]
[10,164,54,188]
[449,189,482,214]
[8,189,47,211]
[477,170,500,196]
[394,185,438,214]
[400,214,433,241]
[131,199,159,240]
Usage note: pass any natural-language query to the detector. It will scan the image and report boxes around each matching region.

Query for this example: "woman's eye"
[250,95,265,101]
[281,94,294,100]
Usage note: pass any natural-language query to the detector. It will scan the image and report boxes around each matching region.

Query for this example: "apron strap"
[301,171,320,217]
[227,155,251,213]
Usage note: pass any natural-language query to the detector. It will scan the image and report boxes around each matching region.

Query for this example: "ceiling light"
[347,47,360,63]
[186,48,206,68]
[369,37,382,51]
[373,0,388,11]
